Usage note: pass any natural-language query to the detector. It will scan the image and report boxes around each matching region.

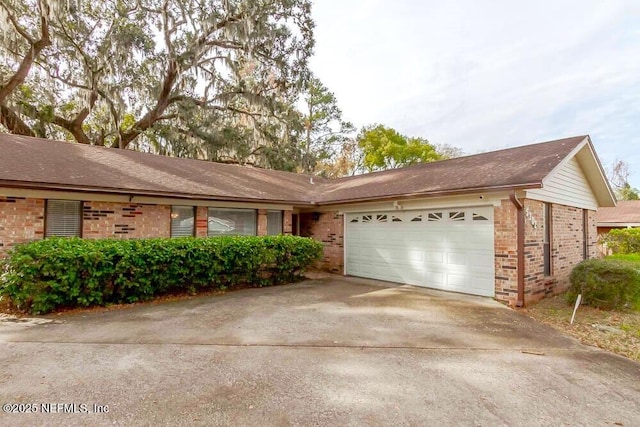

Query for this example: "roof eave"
[579,136,617,207]
[0,180,316,206]
[314,183,542,206]
[596,222,640,227]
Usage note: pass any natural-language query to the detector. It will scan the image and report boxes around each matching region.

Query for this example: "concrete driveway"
[1,276,639,426]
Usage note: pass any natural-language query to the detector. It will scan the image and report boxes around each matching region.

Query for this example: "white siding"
[526,157,598,209]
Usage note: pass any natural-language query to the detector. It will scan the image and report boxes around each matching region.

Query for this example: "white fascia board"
[306,192,508,214]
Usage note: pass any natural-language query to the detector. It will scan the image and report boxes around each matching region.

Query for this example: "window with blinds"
[208,208,256,236]
[267,210,283,235]
[171,206,195,237]
[45,200,82,237]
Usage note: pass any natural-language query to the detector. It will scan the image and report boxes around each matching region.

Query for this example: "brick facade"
[257,209,268,236]
[283,210,293,234]
[493,199,597,305]
[83,202,170,239]
[195,206,208,238]
[548,204,597,293]
[299,211,344,274]
[522,199,552,302]
[1,198,295,257]
[493,200,519,305]
[0,197,44,254]
[0,193,597,306]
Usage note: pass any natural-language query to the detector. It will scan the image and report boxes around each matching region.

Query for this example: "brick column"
[283,210,293,235]
[257,209,268,236]
[195,206,208,238]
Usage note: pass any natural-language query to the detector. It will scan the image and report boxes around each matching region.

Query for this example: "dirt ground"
[523,294,640,362]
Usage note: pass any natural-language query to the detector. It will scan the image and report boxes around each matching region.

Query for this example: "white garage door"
[345,206,495,297]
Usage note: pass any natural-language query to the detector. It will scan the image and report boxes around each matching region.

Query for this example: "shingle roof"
[0,134,589,205]
[597,200,640,225]
[0,134,324,204]
[317,136,587,203]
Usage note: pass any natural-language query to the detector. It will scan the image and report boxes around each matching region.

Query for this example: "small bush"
[567,257,640,311]
[600,228,640,254]
[0,236,323,314]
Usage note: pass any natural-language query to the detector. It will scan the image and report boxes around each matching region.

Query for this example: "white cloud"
[310,0,640,187]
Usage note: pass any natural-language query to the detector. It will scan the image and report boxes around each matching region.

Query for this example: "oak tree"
[0,0,314,167]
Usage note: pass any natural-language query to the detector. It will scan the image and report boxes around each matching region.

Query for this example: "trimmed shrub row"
[567,256,640,311]
[0,236,323,314]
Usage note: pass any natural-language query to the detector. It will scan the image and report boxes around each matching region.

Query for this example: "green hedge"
[600,228,640,254]
[0,236,323,314]
[567,257,640,311]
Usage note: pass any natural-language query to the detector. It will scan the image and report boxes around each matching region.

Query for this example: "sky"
[309,0,640,189]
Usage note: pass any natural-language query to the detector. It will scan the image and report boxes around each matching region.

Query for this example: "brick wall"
[300,211,344,273]
[550,204,592,292]
[588,210,598,258]
[492,199,596,305]
[1,199,294,252]
[493,200,519,305]
[195,206,208,238]
[0,197,44,255]
[257,209,268,236]
[515,200,597,303]
[284,210,293,234]
[523,199,552,302]
[83,202,170,238]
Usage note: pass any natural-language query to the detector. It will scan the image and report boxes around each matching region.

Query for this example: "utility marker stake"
[570,294,582,325]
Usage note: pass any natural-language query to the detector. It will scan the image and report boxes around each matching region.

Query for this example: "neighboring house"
[0,134,615,307]
[596,200,640,234]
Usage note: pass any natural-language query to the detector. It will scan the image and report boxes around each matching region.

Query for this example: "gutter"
[0,178,543,209]
[0,180,316,207]
[313,183,543,206]
[509,190,525,307]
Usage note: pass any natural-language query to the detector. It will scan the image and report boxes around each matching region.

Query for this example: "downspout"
[509,190,525,307]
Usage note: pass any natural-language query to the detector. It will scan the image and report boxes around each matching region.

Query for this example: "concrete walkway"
[1,276,639,426]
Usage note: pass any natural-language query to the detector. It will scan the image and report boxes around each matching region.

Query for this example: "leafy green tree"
[356,124,442,172]
[299,77,354,173]
[618,184,639,201]
[0,0,314,167]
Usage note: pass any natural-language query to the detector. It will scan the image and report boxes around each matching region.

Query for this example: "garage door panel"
[446,273,470,288]
[346,207,495,297]
[425,271,444,286]
[470,252,494,268]
[445,230,470,243]
[445,252,469,266]
[425,251,445,263]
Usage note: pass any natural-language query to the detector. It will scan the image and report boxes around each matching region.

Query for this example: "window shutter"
[267,210,283,235]
[46,200,82,237]
[171,206,195,237]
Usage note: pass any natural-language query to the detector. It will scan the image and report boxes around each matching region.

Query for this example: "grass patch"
[524,294,640,362]
[608,253,640,263]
